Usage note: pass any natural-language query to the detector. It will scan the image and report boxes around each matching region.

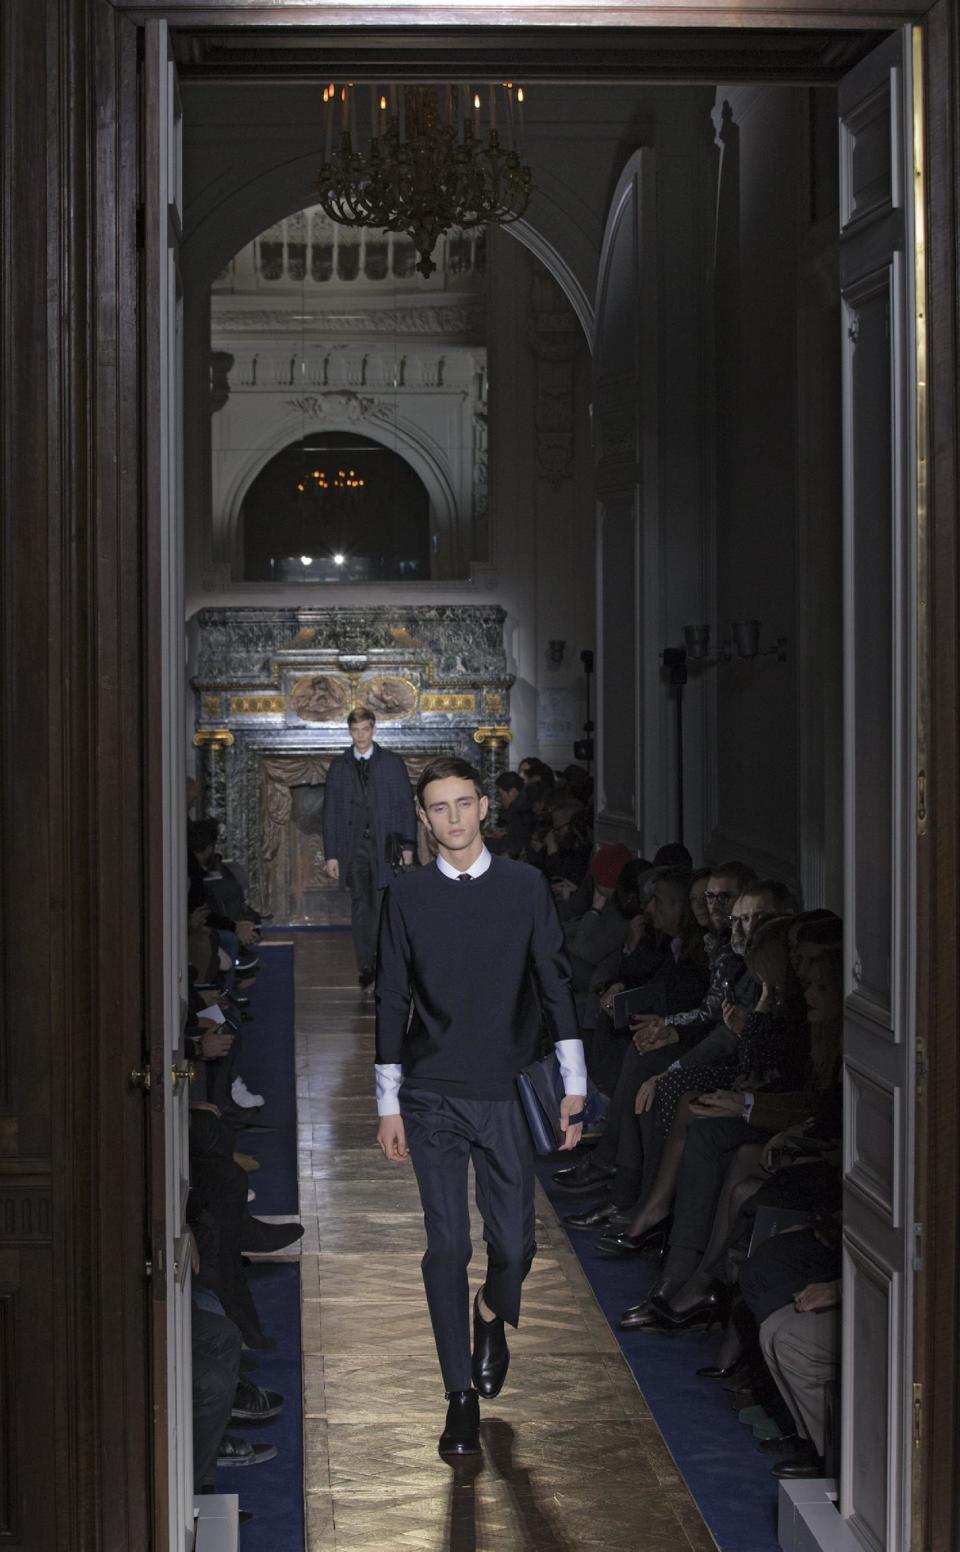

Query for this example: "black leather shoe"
[472,1289,509,1398]
[772,1449,825,1479]
[618,1299,671,1331]
[439,1390,481,1457]
[240,1217,305,1253]
[551,1162,614,1196]
[564,1204,629,1232]
[596,1217,671,1258]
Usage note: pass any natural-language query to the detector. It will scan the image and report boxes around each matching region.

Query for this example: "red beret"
[590,843,634,889]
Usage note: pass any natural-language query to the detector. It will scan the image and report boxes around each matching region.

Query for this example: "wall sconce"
[677,620,788,668]
[547,639,566,666]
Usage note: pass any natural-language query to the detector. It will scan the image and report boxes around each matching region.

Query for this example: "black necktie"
[358,758,369,785]
[458,873,472,882]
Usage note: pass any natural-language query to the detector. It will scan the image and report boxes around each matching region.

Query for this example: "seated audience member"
[559,862,756,1205]
[653,842,693,869]
[612,917,813,1313]
[587,866,710,1098]
[740,1219,842,1478]
[188,819,261,971]
[517,756,555,788]
[497,761,554,858]
[529,795,594,899]
[486,772,525,855]
[561,763,594,806]
[564,843,634,1001]
[188,1104,304,1350]
[641,943,844,1377]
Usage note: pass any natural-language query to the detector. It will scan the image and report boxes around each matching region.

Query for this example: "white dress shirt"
[353,745,374,760]
[375,847,588,1115]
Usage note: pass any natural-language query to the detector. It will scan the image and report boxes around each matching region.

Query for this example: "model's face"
[350,719,375,753]
[689,876,710,929]
[418,777,489,854]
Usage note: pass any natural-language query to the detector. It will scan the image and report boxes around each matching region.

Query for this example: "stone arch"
[217,411,459,579]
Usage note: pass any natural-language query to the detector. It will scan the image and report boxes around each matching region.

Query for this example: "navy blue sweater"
[375,854,580,1100]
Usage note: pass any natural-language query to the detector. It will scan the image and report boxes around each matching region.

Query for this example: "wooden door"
[837,27,922,1552]
[143,19,194,1551]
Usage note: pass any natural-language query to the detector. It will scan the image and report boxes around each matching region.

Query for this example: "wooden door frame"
[2,1,956,1547]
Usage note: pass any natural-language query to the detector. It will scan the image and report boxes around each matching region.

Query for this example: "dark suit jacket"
[321,743,417,889]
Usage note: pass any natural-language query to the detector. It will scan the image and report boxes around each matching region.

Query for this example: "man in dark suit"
[322,707,418,987]
[375,755,586,1458]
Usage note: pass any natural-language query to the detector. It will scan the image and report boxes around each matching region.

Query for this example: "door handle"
[129,1068,153,1092]
[171,1065,195,1089]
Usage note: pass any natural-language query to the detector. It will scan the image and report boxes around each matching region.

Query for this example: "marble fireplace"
[191,605,514,922]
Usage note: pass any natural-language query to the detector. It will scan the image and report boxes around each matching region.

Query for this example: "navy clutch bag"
[515,1053,607,1155]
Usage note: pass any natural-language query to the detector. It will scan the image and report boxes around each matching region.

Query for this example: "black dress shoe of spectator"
[240,1217,305,1253]
[232,994,250,1008]
[439,1390,481,1457]
[757,1432,800,1455]
[596,1217,672,1258]
[619,1299,671,1331]
[472,1289,509,1398]
[772,1446,825,1479]
[232,1378,285,1421]
[564,1203,629,1232]
[358,966,375,989]
[235,952,260,973]
[216,1436,278,1467]
[551,1159,614,1195]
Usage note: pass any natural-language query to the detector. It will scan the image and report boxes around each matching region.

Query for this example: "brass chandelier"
[317,83,534,278]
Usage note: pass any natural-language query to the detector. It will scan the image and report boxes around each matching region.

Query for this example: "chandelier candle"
[315,81,533,279]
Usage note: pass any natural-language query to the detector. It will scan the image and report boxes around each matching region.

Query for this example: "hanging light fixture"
[317,82,533,278]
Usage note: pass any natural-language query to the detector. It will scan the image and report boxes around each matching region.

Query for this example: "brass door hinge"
[913,1381,923,1449]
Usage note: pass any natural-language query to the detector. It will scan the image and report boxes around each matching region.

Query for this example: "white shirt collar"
[436,845,492,881]
[353,745,374,760]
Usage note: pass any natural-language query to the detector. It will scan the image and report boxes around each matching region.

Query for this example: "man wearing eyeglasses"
[628,862,759,1060]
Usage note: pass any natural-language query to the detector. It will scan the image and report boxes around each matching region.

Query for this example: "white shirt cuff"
[669,1058,682,1071]
[375,1063,403,1116]
[555,1039,587,1097]
[742,1090,755,1122]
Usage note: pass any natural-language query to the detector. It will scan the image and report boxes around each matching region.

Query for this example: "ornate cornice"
[211,304,484,338]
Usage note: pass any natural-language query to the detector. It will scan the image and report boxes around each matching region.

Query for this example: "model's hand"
[558,1094,585,1151]
[377,1115,409,1162]
[324,858,340,882]
[635,1075,659,1114]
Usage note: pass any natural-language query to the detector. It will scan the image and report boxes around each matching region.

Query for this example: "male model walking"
[375,755,586,1457]
[322,707,417,987]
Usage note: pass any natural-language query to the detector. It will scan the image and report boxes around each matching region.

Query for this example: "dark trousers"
[347,830,384,973]
[594,1042,681,1206]
[192,1305,242,1489]
[670,1115,775,1253]
[400,1086,537,1393]
[189,1154,264,1346]
[740,1226,841,1326]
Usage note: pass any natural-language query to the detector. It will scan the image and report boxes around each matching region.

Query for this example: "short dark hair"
[744,877,800,915]
[348,706,376,726]
[710,859,758,891]
[518,756,555,787]
[416,756,483,807]
[653,842,693,869]
[495,771,524,795]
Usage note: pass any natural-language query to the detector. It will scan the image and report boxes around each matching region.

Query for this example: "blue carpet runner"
[536,1160,782,1552]
[216,1261,304,1549]
[233,941,299,1216]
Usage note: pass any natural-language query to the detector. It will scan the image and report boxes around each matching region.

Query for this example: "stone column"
[193,728,235,835]
[472,726,513,801]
